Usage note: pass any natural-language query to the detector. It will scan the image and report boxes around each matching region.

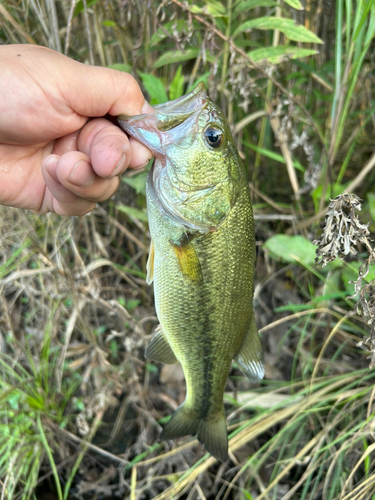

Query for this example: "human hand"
[0,44,154,215]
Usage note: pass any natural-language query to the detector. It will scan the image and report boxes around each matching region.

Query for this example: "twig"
[268,104,300,198]
[82,0,94,65]
[345,152,375,194]
[96,205,146,250]
[65,0,78,56]
[57,426,129,466]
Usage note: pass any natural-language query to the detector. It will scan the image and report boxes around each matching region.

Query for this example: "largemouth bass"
[118,83,264,462]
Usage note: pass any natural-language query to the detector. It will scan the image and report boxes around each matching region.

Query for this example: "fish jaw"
[117,82,209,157]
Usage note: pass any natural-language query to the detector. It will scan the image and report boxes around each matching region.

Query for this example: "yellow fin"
[146,240,155,285]
[235,315,265,383]
[171,241,203,284]
[145,325,178,364]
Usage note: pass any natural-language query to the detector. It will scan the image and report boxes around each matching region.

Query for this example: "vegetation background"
[1,0,375,498]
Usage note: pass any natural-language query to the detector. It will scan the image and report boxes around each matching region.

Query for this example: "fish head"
[118,83,244,232]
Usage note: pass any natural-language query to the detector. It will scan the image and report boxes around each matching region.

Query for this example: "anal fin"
[145,325,178,364]
[235,315,265,383]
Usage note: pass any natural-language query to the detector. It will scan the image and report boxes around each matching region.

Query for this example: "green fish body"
[118,83,264,461]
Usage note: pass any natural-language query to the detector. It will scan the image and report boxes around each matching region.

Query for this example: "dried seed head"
[315,192,375,367]
[313,193,370,267]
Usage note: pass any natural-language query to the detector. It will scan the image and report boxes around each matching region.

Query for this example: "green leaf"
[150,20,188,46]
[74,0,99,16]
[342,262,375,293]
[247,45,317,63]
[204,0,227,16]
[353,0,375,41]
[240,490,254,500]
[116,205,148,222]
[122,170,149,195]
[234,0,277,16]
[169,66,185,101]
[108,63,132,73]
[283,0,304,9]
[187,71,211,92]
[243,141,305,171]
[138,72,168,105]
[126,299,141,310]
[154,49,199,69]
[145,363,159,373]
[102,20,116,27]
[263,235,317,265]
[312,183,346,211]
[192,0,227,16]
[153,49,215,69]
[233,17,323,43]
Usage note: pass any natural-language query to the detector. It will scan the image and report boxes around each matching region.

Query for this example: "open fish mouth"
[117,82,209,156]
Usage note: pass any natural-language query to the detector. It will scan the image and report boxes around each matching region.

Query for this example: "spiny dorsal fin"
[145,325,178,364]
[235,315,265,383]
[171,241,203,285]
[146,239,155,285]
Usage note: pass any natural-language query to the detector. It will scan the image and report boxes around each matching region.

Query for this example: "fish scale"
[118,83,264,461]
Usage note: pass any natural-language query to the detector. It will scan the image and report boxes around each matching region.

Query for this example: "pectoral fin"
[145,325,178,364]
[235,315,265,383]
[171,241,203,285]
[146,240,155,285]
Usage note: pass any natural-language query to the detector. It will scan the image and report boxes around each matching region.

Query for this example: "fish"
[118,83,264,462]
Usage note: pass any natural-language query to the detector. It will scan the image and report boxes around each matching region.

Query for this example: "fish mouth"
[117,82,209,156]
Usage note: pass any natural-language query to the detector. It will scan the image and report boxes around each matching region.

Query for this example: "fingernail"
[141,101,155,114]
[68,160,95,187]
[44,156,60,182]
[113,153,126,176]
[133,158,152,170]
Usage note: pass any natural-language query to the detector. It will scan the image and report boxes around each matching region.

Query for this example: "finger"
[128,137,154,169]
[77,119,130,177]
[40,155,96,216]
[43,151,121,202]
[53,129,81,156]
[58,57,155,118]
[76,118,153,175]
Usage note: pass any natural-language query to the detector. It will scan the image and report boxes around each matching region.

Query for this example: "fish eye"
[204,127,224,149]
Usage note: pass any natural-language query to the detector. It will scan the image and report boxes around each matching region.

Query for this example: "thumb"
[63,62,154,118]
[13,44,153,119]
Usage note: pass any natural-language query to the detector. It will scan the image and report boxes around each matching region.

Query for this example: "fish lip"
[153,81,207,113]
[117,82,209,131]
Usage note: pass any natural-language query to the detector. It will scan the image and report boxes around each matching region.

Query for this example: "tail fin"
[160,404,228,462]
[160,404,200,442]
[197,408,228,462]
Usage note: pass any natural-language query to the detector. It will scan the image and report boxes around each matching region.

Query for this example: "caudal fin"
[197,409,228,462]
[160,404,228,462]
